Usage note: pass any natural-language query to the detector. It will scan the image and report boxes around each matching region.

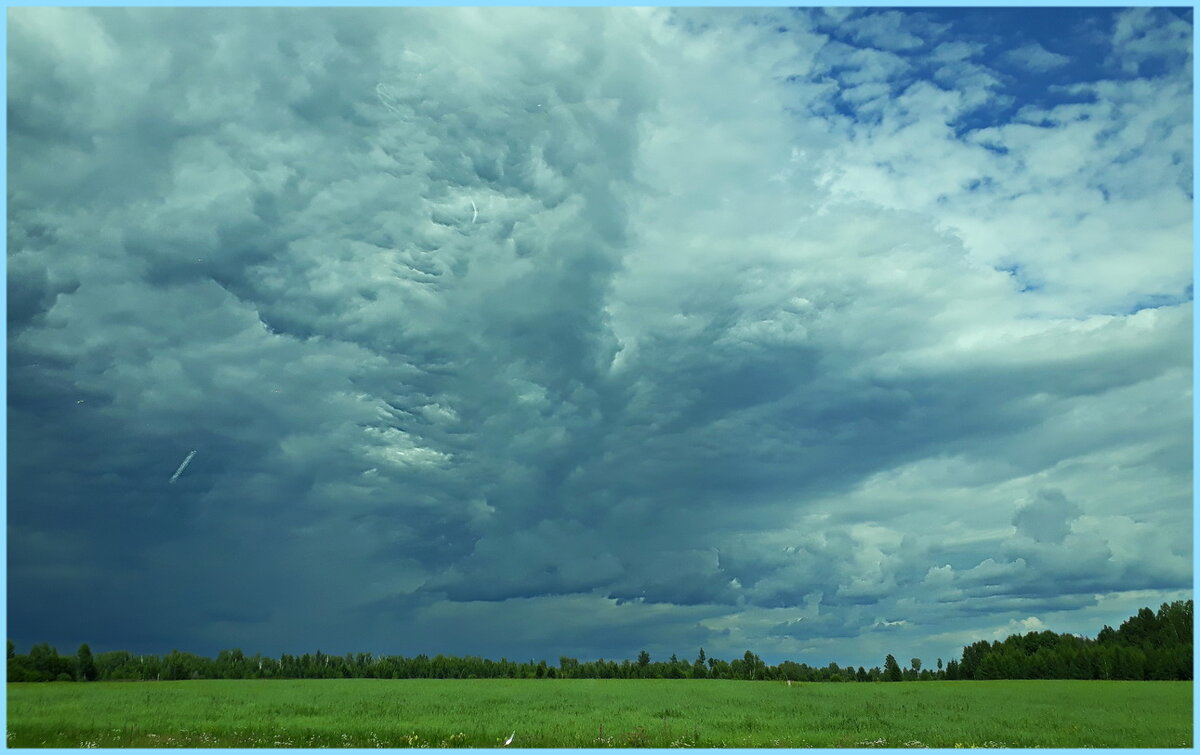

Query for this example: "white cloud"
[818,41,912,86]
[1110,7,1192,75]
[819,55,1191,318]
[842,11,926,52]
[1002,42,1070,71]
[930,40,986,64]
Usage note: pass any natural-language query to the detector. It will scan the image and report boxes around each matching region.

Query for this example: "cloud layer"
[8,7,1191,667]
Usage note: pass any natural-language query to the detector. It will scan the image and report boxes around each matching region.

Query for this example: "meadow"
[6,678,1192,748]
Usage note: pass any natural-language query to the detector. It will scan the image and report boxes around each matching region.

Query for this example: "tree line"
[950,599,1192,681]
[8,600,1190,683]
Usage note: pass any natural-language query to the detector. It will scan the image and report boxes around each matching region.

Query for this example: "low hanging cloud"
[8,7,1191,668]
[1012,489,1081,544]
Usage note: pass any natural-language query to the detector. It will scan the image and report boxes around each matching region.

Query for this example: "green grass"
[6,679,1192,748]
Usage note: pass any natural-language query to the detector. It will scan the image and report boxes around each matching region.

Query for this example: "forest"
[9,600,1190,684]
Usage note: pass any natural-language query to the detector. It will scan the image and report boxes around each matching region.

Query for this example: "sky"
[6,6,1193,670]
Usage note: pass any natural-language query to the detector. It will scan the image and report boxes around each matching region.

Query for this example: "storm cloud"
[8,7,1191,668]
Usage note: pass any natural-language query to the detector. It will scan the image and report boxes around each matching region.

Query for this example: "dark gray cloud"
[8,7,1191,668]
[1012,489,1080,543]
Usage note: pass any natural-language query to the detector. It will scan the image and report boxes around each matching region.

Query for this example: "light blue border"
[1,0,7,742]
[0,0,1196,5]
[2,4,1193,755]
[1192,5,1199,749]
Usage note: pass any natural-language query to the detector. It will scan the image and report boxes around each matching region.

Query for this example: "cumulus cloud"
[1012,489,1081,543]
[841,11,927,52]
[1110,7,1192,75]
[930,40,987,64]
[8,7,1191,668]
[1001,42,1070,72]
[819,14,1191,320]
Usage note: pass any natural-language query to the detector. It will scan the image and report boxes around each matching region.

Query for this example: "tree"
[29,643,72,681]
[977,653,1005,680]
[944,659,961,680]
[743,650,765,680]
[1118,608,1159,647]
[216,649,246,679]
[959,640,992,680]
[637,651,650,668]
[76,643,98,682]
[910,658,922,673]
[1156,601,1193,648]
[884,654,902,682]
[558,657,578,679]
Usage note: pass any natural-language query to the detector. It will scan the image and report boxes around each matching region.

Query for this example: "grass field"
[6,678,1192,748]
